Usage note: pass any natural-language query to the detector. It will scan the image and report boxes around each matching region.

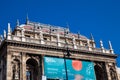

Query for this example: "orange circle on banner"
[72,60,82,71]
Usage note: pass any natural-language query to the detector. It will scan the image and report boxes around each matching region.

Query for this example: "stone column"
[6,51,12,80]
[22,53,26,80]
[105,63,111,80]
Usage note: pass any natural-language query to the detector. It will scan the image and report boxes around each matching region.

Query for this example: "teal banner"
[44,57,96,80]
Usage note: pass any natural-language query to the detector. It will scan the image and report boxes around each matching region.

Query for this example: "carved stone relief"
[108,63,118,80]
[12,59,20,80]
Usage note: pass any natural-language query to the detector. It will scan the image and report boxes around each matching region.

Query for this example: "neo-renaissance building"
[117,68,120,80]
[0,17,119,80]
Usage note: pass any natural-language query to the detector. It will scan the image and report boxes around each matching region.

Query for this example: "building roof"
[18,21,88,40]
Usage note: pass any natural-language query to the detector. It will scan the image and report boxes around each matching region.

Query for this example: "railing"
[104,49,110,53]
[44,40,58,46]
[77,45,88,51]
[92,48,102,53]
[8,35,111,54]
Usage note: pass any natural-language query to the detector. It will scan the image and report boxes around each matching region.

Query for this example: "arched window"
[26,58,39,80]
[94,64,104,80]
[110,68,117,80]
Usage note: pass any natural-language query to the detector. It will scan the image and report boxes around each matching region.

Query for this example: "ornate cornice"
[6,40,117,59]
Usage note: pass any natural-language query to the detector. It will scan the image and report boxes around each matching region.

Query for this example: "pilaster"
[20,53,22,80]
[50,35,53,42]
[40,31,44,44]
[41,55,46,80]
[35,33,38,39]
[38,56,41,80]
[80,40,83,46]
[115,65,119,80]
[6,51,12,80]
[21,28,25,41]
[72,36,77,49]
[41,55,44,76]
[21,53,26,80]
[0,60,3,80]
[105,63,111,80]
[87,39,91,51]
[57,33,61,46]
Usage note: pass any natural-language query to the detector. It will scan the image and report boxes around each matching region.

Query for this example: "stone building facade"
[0,18,119,80]
[117,68,120,80]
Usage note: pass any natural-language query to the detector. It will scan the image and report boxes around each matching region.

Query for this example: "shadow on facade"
[26,58,38,80]
[94,64,104,80]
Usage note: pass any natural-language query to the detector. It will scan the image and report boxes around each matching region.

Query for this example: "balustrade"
[6,35,111,54]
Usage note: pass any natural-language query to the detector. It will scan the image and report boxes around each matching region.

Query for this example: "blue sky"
[0,0,120,67]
